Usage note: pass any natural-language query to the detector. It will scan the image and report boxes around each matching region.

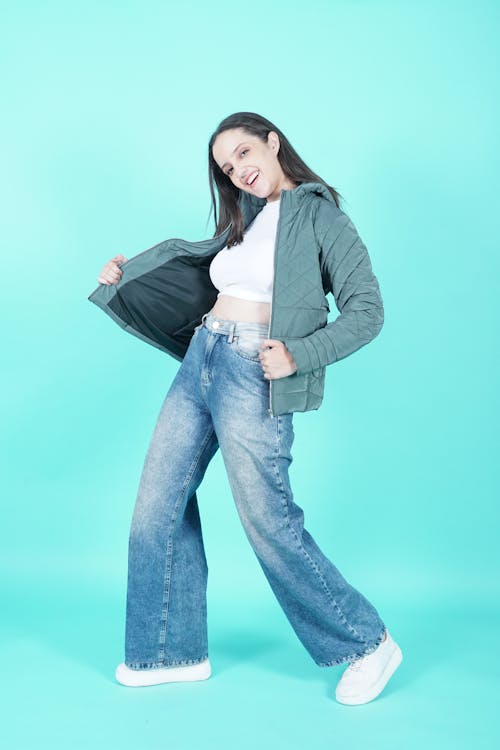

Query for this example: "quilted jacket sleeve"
[283,202,384,376]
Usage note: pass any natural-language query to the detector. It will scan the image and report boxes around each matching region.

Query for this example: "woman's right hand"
[97,254,128,285]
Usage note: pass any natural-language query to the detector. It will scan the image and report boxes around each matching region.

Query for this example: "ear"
[267,131,280,155]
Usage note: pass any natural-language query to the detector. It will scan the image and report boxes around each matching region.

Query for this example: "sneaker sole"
[335,643,403,705]
[115,658,212,687]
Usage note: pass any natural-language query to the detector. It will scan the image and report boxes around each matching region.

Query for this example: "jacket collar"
[179,182,334,256]
[241,180,335,207]
[238,180,335,224]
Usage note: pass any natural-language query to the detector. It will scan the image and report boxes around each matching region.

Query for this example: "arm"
[283,202,384,376]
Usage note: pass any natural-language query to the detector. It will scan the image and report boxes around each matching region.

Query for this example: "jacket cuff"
[283,337,315,377]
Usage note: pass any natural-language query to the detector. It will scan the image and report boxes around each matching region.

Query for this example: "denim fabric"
[124,312,386,670]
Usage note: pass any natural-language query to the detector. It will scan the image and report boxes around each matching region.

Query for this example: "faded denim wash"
[125,312,387,670]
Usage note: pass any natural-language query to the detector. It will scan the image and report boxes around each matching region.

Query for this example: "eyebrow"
[221,142,248,171]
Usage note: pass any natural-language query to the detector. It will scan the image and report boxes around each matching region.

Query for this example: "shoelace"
[348,634,387,672]
[348,655,368,672]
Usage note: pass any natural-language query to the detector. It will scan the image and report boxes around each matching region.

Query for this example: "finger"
[104,265,123,279]
[261,339,281,348]
[104,267,121,279]
[104,260,123,273]
[100,270,121,284]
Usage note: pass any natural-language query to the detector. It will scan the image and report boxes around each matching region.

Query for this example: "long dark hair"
[207,112,343,247]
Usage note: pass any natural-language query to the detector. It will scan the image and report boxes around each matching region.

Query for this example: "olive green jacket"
[87,182,384,416]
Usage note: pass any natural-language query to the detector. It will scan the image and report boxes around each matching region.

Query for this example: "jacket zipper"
[267,192,283,418]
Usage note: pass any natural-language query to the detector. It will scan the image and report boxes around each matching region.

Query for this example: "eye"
[226,148,249,176]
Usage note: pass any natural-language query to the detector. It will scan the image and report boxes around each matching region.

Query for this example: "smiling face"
[212,127,296,202]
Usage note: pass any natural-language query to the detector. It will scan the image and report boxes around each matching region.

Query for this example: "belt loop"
[228,322,236,343]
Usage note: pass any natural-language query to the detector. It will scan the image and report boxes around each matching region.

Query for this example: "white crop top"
[209,196,281,303]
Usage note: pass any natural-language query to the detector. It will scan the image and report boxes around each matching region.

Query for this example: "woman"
[90,112,402,705]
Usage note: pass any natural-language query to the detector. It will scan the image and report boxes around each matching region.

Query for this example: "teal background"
[1,0,498,747]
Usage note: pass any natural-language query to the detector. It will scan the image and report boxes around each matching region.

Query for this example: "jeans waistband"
[201,312,269,343]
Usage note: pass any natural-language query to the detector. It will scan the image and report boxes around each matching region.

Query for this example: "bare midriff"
[208,294,270,325]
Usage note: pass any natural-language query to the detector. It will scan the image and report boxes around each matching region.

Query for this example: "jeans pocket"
[232,332,264,362]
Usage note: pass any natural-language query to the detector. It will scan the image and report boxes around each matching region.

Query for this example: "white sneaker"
[335,630,402,705]
[115,658,212,687]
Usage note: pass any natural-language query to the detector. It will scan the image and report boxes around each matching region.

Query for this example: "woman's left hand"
[259,339,298,379]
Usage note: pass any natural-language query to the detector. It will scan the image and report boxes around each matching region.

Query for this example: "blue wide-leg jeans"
[124,312,386,670]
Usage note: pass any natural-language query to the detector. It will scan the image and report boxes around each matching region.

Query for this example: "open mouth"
[246,170,260,188]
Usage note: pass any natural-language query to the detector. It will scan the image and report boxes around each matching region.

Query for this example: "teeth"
[248,170,259,185]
